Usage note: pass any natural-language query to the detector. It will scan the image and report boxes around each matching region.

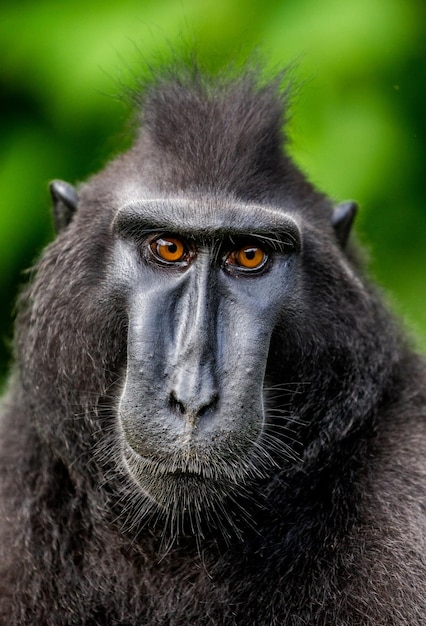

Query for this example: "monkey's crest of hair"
[0,58,425,626]
[125,63,305,199]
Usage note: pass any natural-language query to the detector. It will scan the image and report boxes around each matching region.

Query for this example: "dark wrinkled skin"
[0,64,425,625]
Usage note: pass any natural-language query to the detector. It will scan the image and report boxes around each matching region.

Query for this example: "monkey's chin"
[122,443,250,513]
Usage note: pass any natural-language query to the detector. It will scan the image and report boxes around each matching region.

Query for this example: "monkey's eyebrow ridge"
[113,198,302,244]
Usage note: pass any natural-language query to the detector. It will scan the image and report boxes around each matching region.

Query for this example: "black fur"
[0,63,425,625]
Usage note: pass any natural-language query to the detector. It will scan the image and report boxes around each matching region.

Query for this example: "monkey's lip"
[123,443,247,482]
[124,443,211,478]
[165,467,203,477]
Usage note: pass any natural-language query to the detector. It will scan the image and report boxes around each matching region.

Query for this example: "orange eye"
[150,236,187,263]
[226,245,267,271]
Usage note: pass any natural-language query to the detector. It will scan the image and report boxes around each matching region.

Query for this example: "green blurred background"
[0,0,425,382]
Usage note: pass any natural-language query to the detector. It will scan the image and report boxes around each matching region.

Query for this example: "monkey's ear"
[49,180,79,233]
[331,201,358,248]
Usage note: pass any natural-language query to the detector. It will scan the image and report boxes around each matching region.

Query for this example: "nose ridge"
[169,257,219,421]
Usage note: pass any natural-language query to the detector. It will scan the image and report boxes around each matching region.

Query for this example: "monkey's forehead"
[111,196,301,238]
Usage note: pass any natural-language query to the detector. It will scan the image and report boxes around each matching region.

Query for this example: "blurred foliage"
[0,0,425,381]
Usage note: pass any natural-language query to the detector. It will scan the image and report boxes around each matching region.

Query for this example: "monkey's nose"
[168,389,219,422]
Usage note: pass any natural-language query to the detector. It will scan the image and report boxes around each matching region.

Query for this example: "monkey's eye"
[224,244,268,273]
[148,235,192,266]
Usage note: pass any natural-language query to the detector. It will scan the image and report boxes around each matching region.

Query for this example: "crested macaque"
[0,62,425,625]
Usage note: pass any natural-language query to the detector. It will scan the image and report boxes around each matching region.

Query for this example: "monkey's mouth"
[121,442,255,513]
[123,441,255,485]
[166,467,201,477]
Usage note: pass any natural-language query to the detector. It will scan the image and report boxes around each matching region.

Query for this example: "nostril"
[197,393,219,417]
[169,391,186,415]
[169,390,219,419]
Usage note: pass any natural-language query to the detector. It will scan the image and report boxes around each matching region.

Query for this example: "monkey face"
[110,195,302,510]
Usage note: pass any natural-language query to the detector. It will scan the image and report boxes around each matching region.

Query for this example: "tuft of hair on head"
[124,56,299,198]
